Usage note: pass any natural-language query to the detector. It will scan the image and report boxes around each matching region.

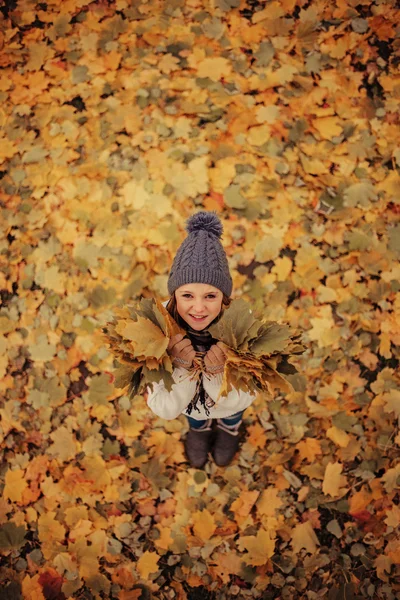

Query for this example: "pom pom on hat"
[186,211,223,238]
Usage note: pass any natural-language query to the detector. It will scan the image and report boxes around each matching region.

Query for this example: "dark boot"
[212,419,242,466]
[184,421,213,468]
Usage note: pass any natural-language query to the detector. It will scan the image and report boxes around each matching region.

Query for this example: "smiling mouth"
[190,315,207,319]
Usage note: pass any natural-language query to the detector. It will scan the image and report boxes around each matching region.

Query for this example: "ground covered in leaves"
[0,0,400,598]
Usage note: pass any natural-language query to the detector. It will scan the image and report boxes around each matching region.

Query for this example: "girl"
[146,211,258,468]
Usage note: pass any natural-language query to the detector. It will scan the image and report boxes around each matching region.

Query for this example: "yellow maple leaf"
[247,124,271,146]
[380,463,400,493]
[348,486,373,515]
[136,551,160,579]
[116,410,146,440]
[120,180,149,210]
[375,555,392,581]
[326,426,351,448]
[252,1,285,23]
[379,332,391,359]
[383,389,400,418]
[0,401,26,437]
[312,116,342,139]
[271,256,292,282]
[308,306,341,348]
[231,490,260,524]
[295,437,322,462]
[159,53,180,74]
[300,153,329,175]
[196,57,232,81]
[384,505,400,528]
[21,574,45,600]
[291,520,319,554]
[192,509,216,541]
[256,105,280,124]
[3,469,28,503]
[116,315,168,359]
[257,488,283,517]
[237,528,276,565]
[0,138,18,163]
[47,427,79,463]
[154,525,174,551]
[38,512,66,543]
[209,551,243,584]
[322,461,346,497]
[246,421,267,448]
[255,231,283,262]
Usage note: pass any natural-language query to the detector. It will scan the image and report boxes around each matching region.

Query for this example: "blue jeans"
[187,410,244,429]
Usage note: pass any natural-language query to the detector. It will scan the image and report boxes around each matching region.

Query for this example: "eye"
[182,294,216,298]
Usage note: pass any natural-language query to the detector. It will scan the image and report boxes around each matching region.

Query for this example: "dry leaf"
[136,551,160,580]
[291,521,320,554]
[322,462,347,497]
[237,528,276,565]
[192,509,216,541]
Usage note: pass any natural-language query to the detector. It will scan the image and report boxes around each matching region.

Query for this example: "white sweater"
[146,367,258,420]
[146,299,258,420]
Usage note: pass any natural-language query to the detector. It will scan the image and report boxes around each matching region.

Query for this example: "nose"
[192,300,206,313]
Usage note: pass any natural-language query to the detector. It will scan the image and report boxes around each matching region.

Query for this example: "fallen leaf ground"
[0,0,399,599]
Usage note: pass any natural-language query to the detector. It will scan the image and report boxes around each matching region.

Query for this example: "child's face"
[175,283,223,330]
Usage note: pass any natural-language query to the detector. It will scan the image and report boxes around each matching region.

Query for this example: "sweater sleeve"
[146,367,198,420]
[202,372,258,404]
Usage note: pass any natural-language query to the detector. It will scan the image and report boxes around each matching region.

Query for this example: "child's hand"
[204,342,227,375]
[167,334,196,370]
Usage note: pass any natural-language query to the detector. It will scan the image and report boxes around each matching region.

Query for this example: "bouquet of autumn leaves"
[101,297,305,402]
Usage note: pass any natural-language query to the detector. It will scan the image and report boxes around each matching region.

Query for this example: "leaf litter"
[0,0,399,598]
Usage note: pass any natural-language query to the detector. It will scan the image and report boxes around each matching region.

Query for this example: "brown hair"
[165,291,231,330]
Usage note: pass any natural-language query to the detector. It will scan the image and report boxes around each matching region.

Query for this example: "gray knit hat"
[167,211,233,297]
